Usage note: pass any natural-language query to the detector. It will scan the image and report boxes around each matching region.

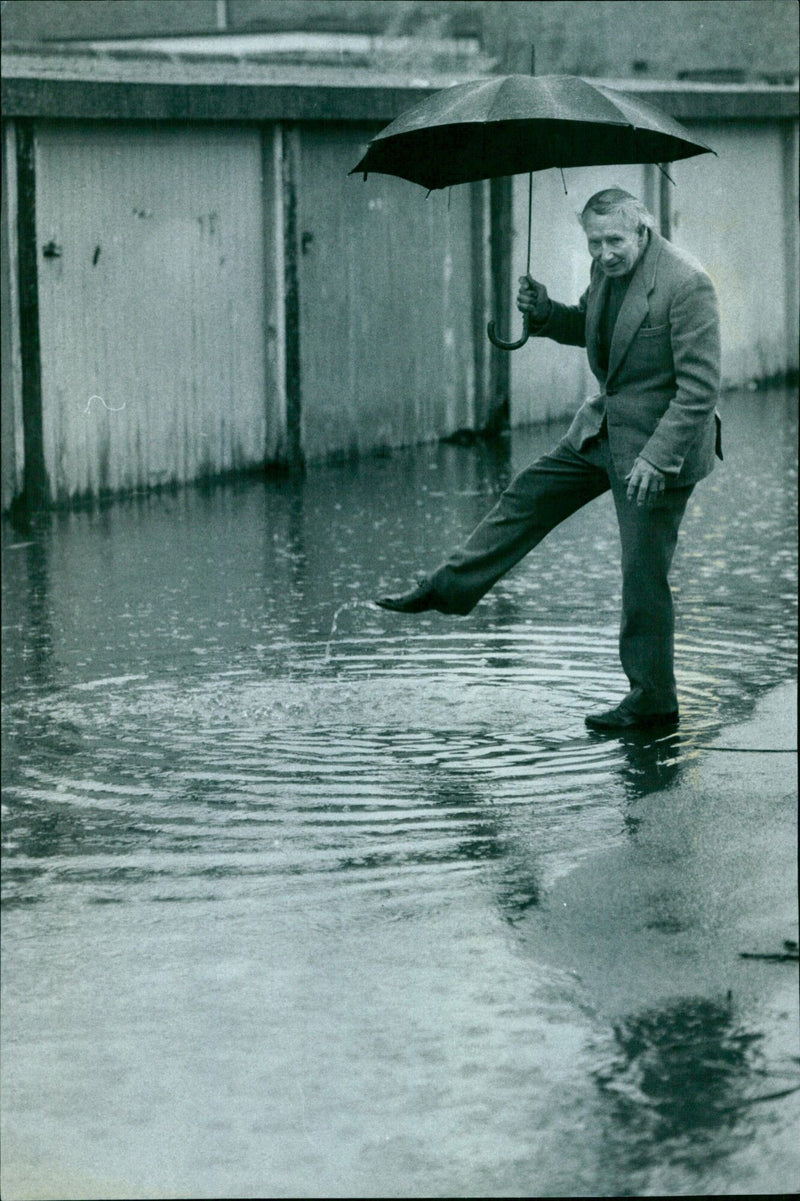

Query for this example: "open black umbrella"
[351,74,715,348]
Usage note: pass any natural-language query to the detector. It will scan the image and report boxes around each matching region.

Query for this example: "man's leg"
[423,439,610,614]
[609,477,694,716]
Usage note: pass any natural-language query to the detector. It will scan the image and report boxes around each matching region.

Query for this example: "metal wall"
[31,121,277,505]
[1,117,483,509]
[668,119,799,385]
[2,109,797,510]
[509,119,800,427]
[1,126,24,509]
[295,123,478,461]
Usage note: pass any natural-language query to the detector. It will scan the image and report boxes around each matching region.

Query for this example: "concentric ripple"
[1,388,797,1199]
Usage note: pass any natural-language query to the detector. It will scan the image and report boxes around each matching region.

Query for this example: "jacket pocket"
[637,323,669,337]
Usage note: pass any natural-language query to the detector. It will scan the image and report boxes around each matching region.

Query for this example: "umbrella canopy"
[351,74,714,190]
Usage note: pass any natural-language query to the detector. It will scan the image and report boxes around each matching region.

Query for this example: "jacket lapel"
[585,263,608,382]
[606,232,663,386]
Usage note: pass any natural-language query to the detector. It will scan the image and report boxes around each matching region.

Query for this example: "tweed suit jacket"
[532,231,723,486]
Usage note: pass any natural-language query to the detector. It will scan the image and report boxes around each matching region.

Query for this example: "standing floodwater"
[2,387,798,1198]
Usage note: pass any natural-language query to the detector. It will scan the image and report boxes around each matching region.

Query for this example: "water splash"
[323,599,378,665]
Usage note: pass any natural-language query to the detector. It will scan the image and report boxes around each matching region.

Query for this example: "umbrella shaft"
[523,171,528,275]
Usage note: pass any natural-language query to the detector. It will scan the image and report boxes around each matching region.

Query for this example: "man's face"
[584,211,647,277]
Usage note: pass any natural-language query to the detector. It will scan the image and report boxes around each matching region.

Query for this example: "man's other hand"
[516,275,551,322]
[626,457,666,506]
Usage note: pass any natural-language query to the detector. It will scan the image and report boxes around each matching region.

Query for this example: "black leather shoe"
[375,580,442,613]
[585,705,679,732]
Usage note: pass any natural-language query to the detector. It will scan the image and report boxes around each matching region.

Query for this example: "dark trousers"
[428,433,693,715]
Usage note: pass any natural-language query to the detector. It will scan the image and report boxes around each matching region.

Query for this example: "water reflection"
[494,852,543,924]
[1,387,797,1198]
[610,729,684,799]
[592,993,798,1185]
[15,537,57,690]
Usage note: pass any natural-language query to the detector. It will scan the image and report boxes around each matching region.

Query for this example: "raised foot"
[374,580,439,614]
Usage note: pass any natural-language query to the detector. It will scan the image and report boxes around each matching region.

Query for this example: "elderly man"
[376,187,722,732]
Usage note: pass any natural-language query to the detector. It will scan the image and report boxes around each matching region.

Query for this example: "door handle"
[42,241,62,259]
[301,231,314,255]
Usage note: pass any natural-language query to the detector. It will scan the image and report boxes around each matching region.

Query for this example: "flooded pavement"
[2,385,798,1198]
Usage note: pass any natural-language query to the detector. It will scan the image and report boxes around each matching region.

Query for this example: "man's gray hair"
[579,187,656,232]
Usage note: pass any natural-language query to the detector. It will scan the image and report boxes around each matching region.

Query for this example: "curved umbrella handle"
[487,312,530,351]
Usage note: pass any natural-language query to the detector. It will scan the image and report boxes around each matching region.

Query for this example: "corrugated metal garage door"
[34,121,277,502]
[295,124,477,462]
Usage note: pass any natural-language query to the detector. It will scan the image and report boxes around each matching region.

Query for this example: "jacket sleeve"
[529,285,589,347]
[640,272,721,475]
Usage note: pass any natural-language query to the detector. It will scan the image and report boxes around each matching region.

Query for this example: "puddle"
[2,387,797,1198]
